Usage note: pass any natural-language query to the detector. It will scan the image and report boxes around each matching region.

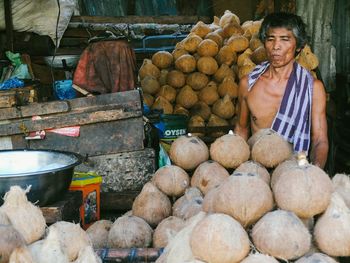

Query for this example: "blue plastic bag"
[54,80,76,100]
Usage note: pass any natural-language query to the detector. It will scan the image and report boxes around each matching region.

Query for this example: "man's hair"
[259,12,307,50]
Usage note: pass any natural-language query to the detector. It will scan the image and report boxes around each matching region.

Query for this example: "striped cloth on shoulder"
[248,61,314,154]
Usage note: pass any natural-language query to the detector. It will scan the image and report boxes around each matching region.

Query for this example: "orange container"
[69,172,102,229]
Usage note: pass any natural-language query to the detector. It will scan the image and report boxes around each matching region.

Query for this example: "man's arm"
[310,79,329,168]
[234,76,250,141]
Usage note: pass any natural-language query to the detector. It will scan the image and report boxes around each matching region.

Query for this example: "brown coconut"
[252,210,311,260]
[296,45,319,71]
[240,253,279,263]
[237,48,253,66]
[314,193,350,257]
[295,253,339,263]
[191,160,229,195]
[235,160,270,185]
[132,182,172,227]
[142,93,154,107]
[238,61,256,79]
[186,72,209,91]
[152,165,190,197]
[152,51,173,69]
[249,36,264,51]
[159,69,169,86]
[86,220,113,249]
[197,39,219,57]
[176,85,198,109]
[151,96,173,114]
[222,22,244,39]
[242,20,262,36]
[188,115,206,138]
[218,76,238,98]
[332,173,350,208]
[172,48,188,61]
[210,132,250,169]
[167,69,186,88]
[169,135,209,170]
[108,215,153,248]
[207,114,229,138]
[273,162,333,218]
[212,94,235,119]
[197,56,218,75]
[153,216,186,248]
[216,45,237,66]
[0,225,26,263]
[214,64,235,83]
[141,75,160,95]
[175,54,197,73]
[213,174,274,227]
[198,81,220,105]
[174,104,189,116]
[183,35,203,53]
[205,31,223,47]
[190,21,211,38]
[219,10,240,28]
[156,85,176,103]
[190,102,211,121]
[251,46,268,65]
[190,213,250,263]
[139,59,161,79]
[227,35,250,53]
[248,129,293,168]
[172,187,203,220]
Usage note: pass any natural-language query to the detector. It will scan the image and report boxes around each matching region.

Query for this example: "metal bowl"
[0,149,82,206]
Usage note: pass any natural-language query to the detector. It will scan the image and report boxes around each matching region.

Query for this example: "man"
[234,12,328,168]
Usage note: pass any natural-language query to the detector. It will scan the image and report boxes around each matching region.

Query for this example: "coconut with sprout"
[294,252,338,263]
[0,224,26,263]
[153,216,186,248]
[152,165,190,197]
[332,173,350,208]
[191,160,229,195]
[240,253,279,263]
[86,220,113,249]
[152,51,173,69]
[169,135,209,170]
[132,182,171,227]
[252,210,311,260]
[234,160,270,185]
[172,187,203,220]
[190,213,250,263]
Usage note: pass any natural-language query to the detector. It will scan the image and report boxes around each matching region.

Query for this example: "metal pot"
[0,149,82,206]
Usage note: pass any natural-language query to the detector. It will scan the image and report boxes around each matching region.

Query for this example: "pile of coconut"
[140,10,319,138]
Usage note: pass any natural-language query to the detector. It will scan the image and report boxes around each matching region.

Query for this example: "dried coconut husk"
[251,46,268,64]
[167,69,186,88]
[142,93,154,107]
[108,215,153,248]
[238,60,256,79]
[175,54,197,73]
[240,253,279,263]
[242,20,262,36]
[273,162,333,218]
[176,85,198,109]
[190,21,211,38]
[214,64,235,83]
[183,35,203,53]
[314,193,350,257]
[0,210,10,225]
[332,173,350,208]
[207,114,229,138]
[132,182,171,227]
[0,186,46,245]
[296,44,319,70]
[156,85,176,103]
[222,23,244,39]
[252,210,311,261]
[188,115,205,138]
[153,216,186,248]
[0,224,26,263]
[294,253,339,263]
[249,36,264,51]
[172,48,188,61]
[141,75,160,95]
[169,135,209,171]
[198,81,220,105]
[270,158,298,188]
[197,56,218,75]
[219,10,240,28]
[216,45,237,66]
[227,35,250,53]
[158,69,168,86]
[152,165,190,197]
[151,96,173,114]
[191,160,229,195]
[139,59,160,79]
[73,246,102,263]
[172,187,203,220]
[190,102,211,121]
[49,221,90,261]
[212,94,235,119]
[237,48,253,67]
[186,72,209,91]
[9,246,35,263]
[205,31,223,47]
[190,213,250,263]
[213,173,274,227]
[234,160,270,185]
[248,129,293,168]
[210,132,250,169]
[173,104,189,116]
[218,76,238,98]
[152,51,173,69]
[197,39,219,57]
[86,220,113,249]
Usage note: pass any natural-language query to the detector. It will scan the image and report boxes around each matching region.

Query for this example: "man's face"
[264,27,298,68]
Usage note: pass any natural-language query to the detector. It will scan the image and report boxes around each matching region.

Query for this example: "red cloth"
[73,40,137,94]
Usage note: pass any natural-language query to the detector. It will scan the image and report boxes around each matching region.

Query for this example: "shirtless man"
[234,12,328,168]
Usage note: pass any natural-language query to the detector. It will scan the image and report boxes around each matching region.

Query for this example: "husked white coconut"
[210,132,250,169]
[240,253,279,263]
[191,160,229,195]
[9,246,35,263]
[314,193,350,257]
[273,163,333,218]
[234,160,270,184]
[213,173,274,227]
[48,221,90,261]
[251,210,311,260]
[295,252,339,263]
[86,220,113,249]
[153,216,186,248]
[73,246,102,263]
[190,213,250,263]
[0,186,46,244]
[202,185,221,213]
[0,224,26,263]
[173,187,203,220]
[270,158,298,188]
[108,215,153,248]
[132,182,172,227]
[332,173,350,208]
[152,165,190,197]
[248,129,293,168]
[0,210,10,225]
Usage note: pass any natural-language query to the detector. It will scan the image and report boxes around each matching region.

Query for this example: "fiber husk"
[139,59,160,79]
[205,31,223,47]
[190,102,211,121]
[172,187,203,220]
[172,48,188,60]
[212,95,235,119]
[142,93,154,107]
[175,54,197,73]
[176,85,198,109]
[186,72,209,91]
[188,115,205,138]
[0,224,26,263]
[198,81,219,105]
[190,21,211,38]
[86,220,113,249]
[197,39,219,57]
[216,45,237,66]
[214,64,235,83]
[151,96,173,114]
[166,69,186,88]
[153,216,186,248]
[152,51,173,69]
[234,160,270,185]
[218,76,238,98]
[197,56,218,75]
[183,35,203,53]
[207,114,229,138]
[227,35,249,53]
[141,75,160,95]
[9,246,35,263]
[156,85,177,103]
[73,246,102,263]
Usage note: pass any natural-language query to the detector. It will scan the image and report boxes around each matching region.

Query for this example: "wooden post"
[4,0,14,52]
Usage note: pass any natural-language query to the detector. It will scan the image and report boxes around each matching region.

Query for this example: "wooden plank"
[0,94,16,108]
[100,191,140,211]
